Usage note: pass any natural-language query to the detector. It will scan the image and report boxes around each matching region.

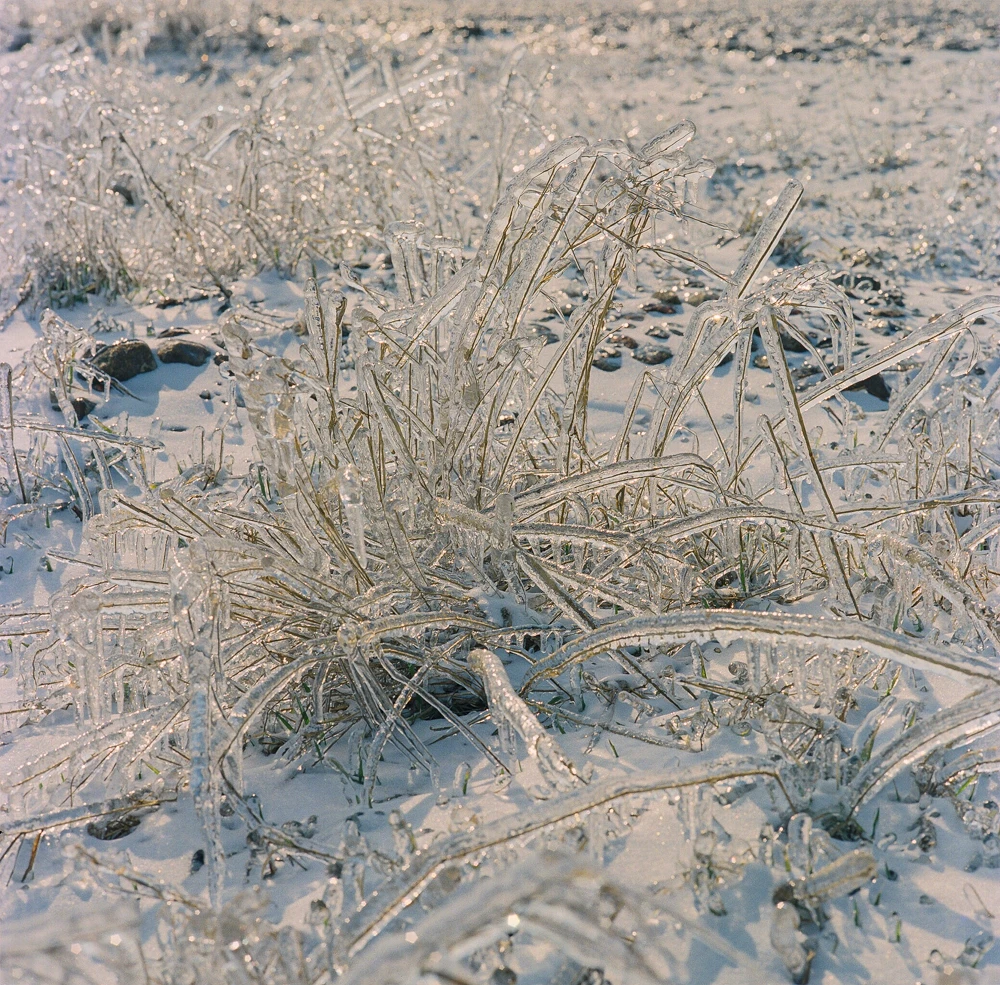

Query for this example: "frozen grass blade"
[521,610,1000,691]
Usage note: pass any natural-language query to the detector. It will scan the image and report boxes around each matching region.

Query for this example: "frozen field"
[1,2,999,983]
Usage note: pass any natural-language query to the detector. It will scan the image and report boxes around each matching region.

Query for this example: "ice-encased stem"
[0,364,26,503]
[340,756,790,958]
[519,610,1000,693]
[726,179,803,300]
[846,687,1000,811]
[170,550,225,908]
[792,847,877,905]
[470,647,588,795]
[337,851,748,985]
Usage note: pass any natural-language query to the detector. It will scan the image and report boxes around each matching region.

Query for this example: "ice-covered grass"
[2,3,1000,984]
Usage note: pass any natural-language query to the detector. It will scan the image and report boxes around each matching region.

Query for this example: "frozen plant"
[4,94,1000,983]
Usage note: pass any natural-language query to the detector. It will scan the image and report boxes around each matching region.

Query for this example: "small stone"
[682,287,718,305]
[632,343,673,365]
[545,301,575,317]
[190,848,205,873]
[213,351,230,365]
[157,326,190,338]
[86,812,141,841]
[645,324,675,340]
[652,288,682,305]
[157,340,212,366]
[199,390,213,401]
[847,372,891,402]
[49,390,97,420]
[752,354,770,369]
[91,339,157,382]
[778,331,808,353]
[606,331,638,349]
[525,323,558,345]
[867,317,902,336]
[592,345,622,372]
[640,300,677,315]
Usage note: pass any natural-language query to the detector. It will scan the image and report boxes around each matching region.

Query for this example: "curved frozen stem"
[470,646,589,795]
[340,756,791,958]
[520,610,1000,693]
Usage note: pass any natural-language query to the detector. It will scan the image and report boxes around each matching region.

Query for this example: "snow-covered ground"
[1,3,999,984]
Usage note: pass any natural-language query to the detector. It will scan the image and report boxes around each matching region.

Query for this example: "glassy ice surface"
[1,2,1000,983]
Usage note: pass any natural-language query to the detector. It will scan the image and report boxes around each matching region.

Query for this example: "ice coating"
[470,647,589,796]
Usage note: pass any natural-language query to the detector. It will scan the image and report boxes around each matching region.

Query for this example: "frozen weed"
[0,8,505,306]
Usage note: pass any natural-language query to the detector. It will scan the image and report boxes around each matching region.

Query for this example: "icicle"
[785,812,812,878]
[338,463,367,568]
[170,546,225,907]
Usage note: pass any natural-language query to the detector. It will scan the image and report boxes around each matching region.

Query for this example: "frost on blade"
[470,647,590,795]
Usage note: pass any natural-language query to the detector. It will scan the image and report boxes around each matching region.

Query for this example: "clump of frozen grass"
[4,104,1000,981]
[0,4,513,306]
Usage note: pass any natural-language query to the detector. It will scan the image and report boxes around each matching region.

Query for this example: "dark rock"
[682,287,719,305]
[92,339,157,382]
[525,323,558,345]
[7,29,31,52]
[832,270,881,292]
[199,390,213,400]
[652,288,682,305]
[606,331,638,349]
[779,330,808,353]
[545,301,575,317]
[49,390,97,420]
[190,848,206,873]
[640,300,677,315]
[847,372,891,401]
[867,317,902,336]
[592,345,622,372]
[213,350,230,365]
[632,343,673,365]
[158,340,212,366]
[645,324,675,340]
[86,812,141,841]
[154,290,210,309]
[157,326,190,338]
